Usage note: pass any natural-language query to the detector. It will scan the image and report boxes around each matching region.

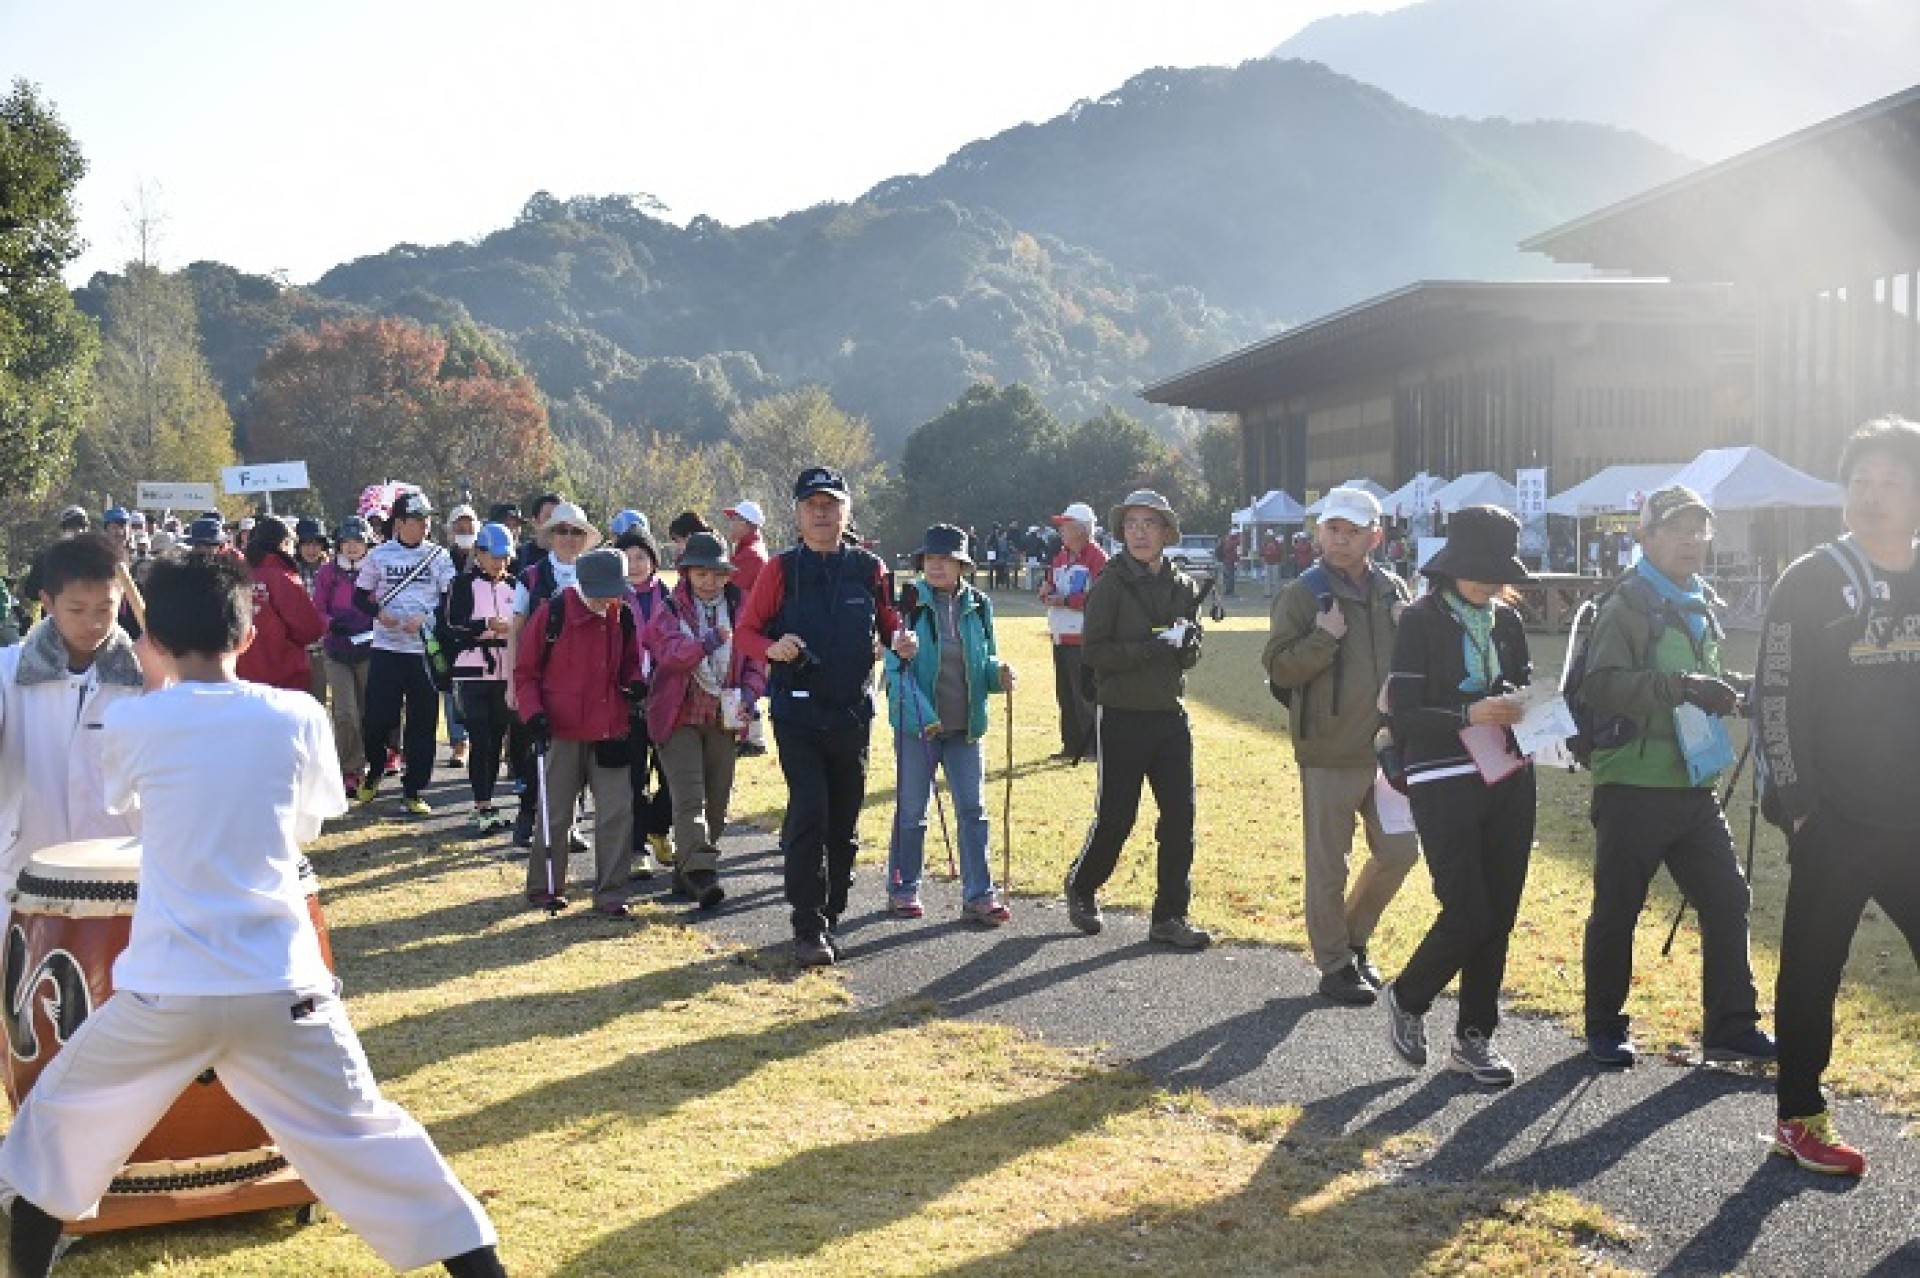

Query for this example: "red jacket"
[237,553,326,692]
[514,588,641,741]
[730,529,769,595]
[642,579,769,742]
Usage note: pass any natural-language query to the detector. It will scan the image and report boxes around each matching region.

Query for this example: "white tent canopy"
[1305,478,1391,516]
[1660,446,1843,511]
[1236,489,1307,524]
[1545,464,1685,517]
[1381,474,1447,519]
[1432,471,1519,514]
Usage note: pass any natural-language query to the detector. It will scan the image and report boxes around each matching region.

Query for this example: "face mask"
[454,534,477,549]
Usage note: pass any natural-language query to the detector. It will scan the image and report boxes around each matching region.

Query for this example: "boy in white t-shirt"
[0,555,506,1278]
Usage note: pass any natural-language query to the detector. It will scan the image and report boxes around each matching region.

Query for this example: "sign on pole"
[1516,467,1548,558]
[137,481,217,510]
[221,461,310,495]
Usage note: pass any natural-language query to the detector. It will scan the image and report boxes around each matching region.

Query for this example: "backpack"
[1559,573,1715,768]
[1268,565,1334,708]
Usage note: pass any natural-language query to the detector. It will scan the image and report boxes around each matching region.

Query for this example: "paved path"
[637,824,1917,1277]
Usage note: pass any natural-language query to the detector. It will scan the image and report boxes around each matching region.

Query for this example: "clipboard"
[1458,722,1525,785]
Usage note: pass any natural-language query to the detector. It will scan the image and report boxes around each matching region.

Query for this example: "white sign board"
[137,481,217,509]
[1516,467,1548,556]
[222,461,310,495]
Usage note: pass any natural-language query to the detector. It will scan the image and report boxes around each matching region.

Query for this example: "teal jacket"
[883,580,1007,741]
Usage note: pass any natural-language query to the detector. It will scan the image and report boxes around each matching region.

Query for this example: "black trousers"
[629,727,673,848]
[1775,805,1920,1119]
[774,718,871,935]
[1396,768,1535,1038]
[1585,784,1760,1043]
[454,680,511,806]
[363,648,440,799]
[1066,706,1194,923]
[1051,644,1094,754]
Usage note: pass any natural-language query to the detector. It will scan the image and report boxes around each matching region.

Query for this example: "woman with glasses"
[506,501,600,847]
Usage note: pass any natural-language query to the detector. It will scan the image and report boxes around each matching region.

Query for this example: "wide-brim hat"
[574,547,628,599]
[1108,490,1180,542]
[676,531,734,573]
[540,501,602,549]
[1420,505,1530,585]
[913,523,974,566]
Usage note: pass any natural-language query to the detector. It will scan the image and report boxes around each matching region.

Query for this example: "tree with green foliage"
[898,382,1068,536]
[1057,406,1184,519]
[713,386,885,538]
[0,80,98,518]
[71,260,237,510]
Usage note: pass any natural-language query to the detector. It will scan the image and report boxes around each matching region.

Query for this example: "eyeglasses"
[1653,523,1713,543]
[1122,518,1164,532]
[552,527,588,537]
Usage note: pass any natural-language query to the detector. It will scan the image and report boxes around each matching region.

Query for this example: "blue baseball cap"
[475,522,514,558]
[610,509,648,538]
[103,506,130,526]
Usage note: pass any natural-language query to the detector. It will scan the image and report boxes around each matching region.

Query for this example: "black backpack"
[1559,573,1715,768]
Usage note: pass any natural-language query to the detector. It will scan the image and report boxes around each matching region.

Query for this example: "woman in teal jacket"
[885,525,1017,924]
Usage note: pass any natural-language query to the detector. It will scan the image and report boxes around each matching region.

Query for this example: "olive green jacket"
[1263,562,1409,767]
[1082,550,1200,713]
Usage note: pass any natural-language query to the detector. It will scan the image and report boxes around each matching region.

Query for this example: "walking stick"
[1001,678,1014,891]
[1660,727,1752,957]
[115,561,147,631]
[535,737,567,915]
[908,668,958,880]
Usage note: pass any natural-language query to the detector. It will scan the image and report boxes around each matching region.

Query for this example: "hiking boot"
[793,932,836,969]
[526,891,569,912]
[1450,1030,1517,1088]
[648,832,676,866]
[1352,947,1384,991]
[889,892,925,919]
[962,893,1012,927]
[685,868,725,911]
[1148,916,1211,950]
[1772,1112,1866,1176]
[1384,982,1428,1068]
[401,795,432,818]
[1703,1026,1778,1066]
[735,739,767,758]
[353,777,380,806]
[1064,876,1102,935]
[1587,1026,1638,1068]
[1319,959,1379,1007]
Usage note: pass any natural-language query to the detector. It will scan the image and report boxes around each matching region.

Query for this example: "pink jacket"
[641,579,767,742]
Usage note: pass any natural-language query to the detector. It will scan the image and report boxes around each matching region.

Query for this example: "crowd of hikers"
[1,419,1916,1270]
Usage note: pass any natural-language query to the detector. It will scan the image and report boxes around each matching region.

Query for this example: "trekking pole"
[1661,728,1752,957]
[1001,678,1014,891]
[902,662,957,879]
[536,737,566,916]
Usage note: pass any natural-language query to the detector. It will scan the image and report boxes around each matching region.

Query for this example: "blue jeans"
[887,730,993,905]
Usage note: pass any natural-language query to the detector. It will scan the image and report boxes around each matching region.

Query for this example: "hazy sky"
[5,1,1412,285]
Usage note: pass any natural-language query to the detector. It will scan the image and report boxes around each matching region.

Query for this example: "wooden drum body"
[2,838,333,1233]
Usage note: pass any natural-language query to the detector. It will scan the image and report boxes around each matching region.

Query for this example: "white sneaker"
[1449,1030,1516,1087]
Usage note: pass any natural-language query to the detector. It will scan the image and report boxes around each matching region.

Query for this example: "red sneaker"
[1773,1112,1866,1176]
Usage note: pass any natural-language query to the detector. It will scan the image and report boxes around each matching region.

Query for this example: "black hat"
[186,515,228,547]
[390,491,434,520]
[1419,506,1530,585]
[793,466,850,502]
[294,517,327,545]
[912,523,974,567]
[676,531,734,572]
[487,501,523,524]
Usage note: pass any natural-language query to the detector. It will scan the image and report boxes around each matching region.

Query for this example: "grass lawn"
[26,588,1913,1274]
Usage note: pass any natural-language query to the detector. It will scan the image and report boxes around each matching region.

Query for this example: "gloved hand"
[524,712,552,749]
[1177,625,1204,670]
[625,681,648,707]
[1680,674,1741,717]
[329,618,355,636]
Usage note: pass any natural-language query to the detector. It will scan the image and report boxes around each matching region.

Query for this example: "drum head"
[23,838,142,884]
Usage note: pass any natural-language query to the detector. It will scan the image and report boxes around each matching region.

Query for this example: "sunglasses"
[551,526,588,537]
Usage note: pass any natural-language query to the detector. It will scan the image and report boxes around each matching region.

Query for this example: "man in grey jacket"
[1263,487,1417,1005]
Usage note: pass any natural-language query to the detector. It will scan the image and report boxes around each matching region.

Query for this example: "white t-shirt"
[103,681,348,995]
[354,538,456,654]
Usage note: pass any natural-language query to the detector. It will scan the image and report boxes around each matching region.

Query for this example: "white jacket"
[0,621,144,896]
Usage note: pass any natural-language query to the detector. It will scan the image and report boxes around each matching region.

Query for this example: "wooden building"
[1140,280,1752,502]
[1524,83,1920,477]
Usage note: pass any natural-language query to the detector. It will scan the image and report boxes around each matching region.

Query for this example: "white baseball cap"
[1318,487,1382,528]
[1051,502,1097,527]
[723,499,765,527]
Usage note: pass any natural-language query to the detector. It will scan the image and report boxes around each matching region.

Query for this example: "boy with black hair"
[0,534,148,915]
[1760,415,1920,1178]
[0,554,507,1278]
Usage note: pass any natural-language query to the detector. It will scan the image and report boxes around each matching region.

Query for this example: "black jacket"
[1386,592,1531,784]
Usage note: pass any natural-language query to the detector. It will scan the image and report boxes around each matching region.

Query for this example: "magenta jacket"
[313,559,373,661]
[641,579,768,742]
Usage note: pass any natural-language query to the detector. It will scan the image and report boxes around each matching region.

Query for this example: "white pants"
[0,987,495,1272]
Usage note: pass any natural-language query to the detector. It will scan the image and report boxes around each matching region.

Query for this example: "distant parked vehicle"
[1164,533,1218,576]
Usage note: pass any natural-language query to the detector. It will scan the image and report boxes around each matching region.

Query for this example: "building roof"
[1522,83,1920,285]
[1139,280,1735,412]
